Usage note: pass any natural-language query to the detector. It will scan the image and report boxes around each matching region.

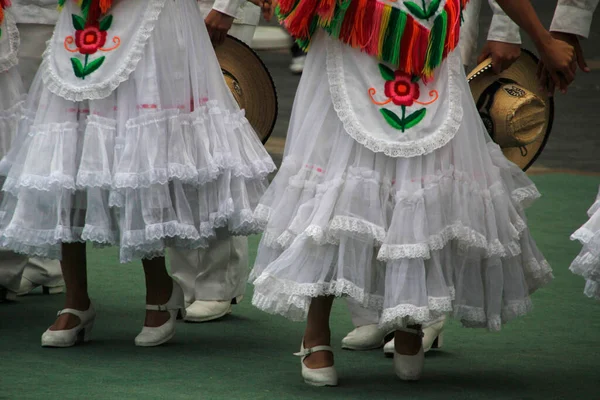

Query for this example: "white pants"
[170,230,249,304]
[0,24,62,291]
[169,22,256,304]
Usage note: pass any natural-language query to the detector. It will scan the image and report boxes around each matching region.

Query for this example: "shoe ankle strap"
[146,304,178,312]
[57,307,90,319]
[294,345,334,357]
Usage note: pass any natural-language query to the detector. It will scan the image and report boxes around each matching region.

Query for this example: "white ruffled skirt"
[570,187,600,300]
[250,34,552,331]
[0,1,275,263]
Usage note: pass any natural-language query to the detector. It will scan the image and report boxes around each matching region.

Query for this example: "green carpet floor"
[1,174,599,400]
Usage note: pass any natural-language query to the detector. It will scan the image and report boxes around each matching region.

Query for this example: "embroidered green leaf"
[72,14,86,31]
[83,56,105,76]
[71,58,85,78]
[99,15,113,31]
[403,1,428,20]
[403,108,427,130]
[411,75,421,83]
[380,109,404,131]
[378,64,395,82]
[426,0,442,18]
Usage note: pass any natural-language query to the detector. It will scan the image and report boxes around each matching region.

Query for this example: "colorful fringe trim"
[278,0,469,80]
[58,0,113,14]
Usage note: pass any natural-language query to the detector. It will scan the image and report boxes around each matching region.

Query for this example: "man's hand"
[205,10,235,47]
[477,41,521,74]
[247,0,274,21]
[537,32,586,95]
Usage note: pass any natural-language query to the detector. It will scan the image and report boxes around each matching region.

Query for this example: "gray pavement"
[256,0,600,173]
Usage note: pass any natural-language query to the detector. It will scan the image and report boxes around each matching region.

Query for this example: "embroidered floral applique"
[62,0,120,80]
[369,64,439,132]
[0,0,12,39]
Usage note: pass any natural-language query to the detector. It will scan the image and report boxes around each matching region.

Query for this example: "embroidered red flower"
[384,71,420,107]
[75,25,107,55]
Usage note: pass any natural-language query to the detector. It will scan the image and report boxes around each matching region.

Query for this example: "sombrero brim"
[215,35,278,144]
[467,49,553,171]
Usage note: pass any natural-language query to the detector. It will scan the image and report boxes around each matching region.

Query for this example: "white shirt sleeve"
[486,0,522,44]
[550,0,598,38]
[211,0,246,19]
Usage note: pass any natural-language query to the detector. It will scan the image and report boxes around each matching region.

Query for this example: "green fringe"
[382,7,399,64]
[326,0,352,39]
[425,10,447,72]
[382,8,407,66]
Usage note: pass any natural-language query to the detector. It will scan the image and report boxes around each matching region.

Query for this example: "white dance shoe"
[341,324,393,350]
[134,280,186,347]
[384,316,446,356]
[17,276,65,296]
[393,327,425,381]
[294,341,338,387]
[41,304,96,348]
[183,299,236,323]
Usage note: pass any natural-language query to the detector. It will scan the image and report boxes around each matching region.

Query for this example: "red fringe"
[316,0,336,23]
[278,0,297,15]
[285,0,319,38]
[368,0,385,55]
[398,15,415,73]
[443,0,459,56]
[99,0,111,14]
[86,0,102,26]
[360,0,378,50]
[339,0,359,45]
[349,0,368,48]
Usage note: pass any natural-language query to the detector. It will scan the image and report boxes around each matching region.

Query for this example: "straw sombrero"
[468,49,553,171]
[214,35,278,144]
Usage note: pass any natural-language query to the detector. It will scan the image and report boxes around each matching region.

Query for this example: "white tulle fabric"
[0,10,24,165]
[250,33,552,331]
[0,0,275,263]
[570,187,600,300]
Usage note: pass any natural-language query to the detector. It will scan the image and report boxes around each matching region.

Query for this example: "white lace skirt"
[0,1,275,263]
[250,35,552,331]
[570,187,600,300]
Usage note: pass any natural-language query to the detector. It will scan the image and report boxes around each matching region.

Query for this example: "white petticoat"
[0,0,275,263]
[570,187,600,300]
[249,33,552,331]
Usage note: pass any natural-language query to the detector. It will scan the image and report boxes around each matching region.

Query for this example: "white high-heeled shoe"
[341,324,393,350]
[384,316,446,356]
[294,341,338,387]
[393,327,425,381]
[41,304,96,348]
[134,280,186,347]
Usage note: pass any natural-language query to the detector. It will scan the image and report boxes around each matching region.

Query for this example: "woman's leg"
[141,256,173,327]
[303,295,335,368]
[50,242,90,330]
[395,324,423,355]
